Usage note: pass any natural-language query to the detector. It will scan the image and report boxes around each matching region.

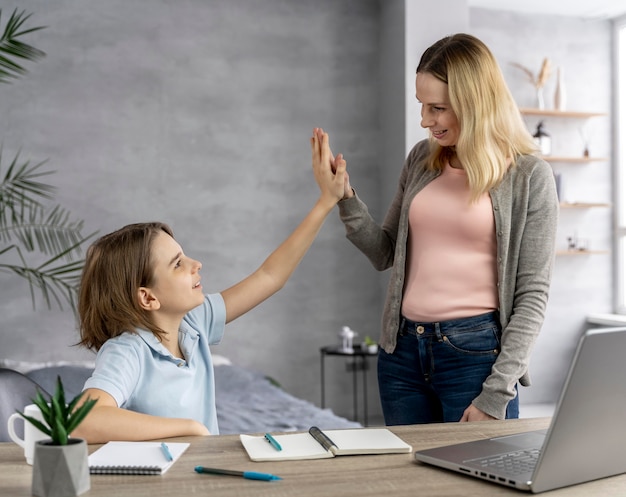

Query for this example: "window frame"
[614,15,626,313]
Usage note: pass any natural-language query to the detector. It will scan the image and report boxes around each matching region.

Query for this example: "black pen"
[195,466,282,481]
[309,426,338,452]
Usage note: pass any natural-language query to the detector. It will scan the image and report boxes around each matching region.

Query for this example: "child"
[73,130,344,443]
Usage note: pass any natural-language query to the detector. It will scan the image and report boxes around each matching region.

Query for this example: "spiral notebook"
[88,441,190,475]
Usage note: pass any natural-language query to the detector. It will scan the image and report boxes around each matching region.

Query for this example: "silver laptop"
[414,326,626,493]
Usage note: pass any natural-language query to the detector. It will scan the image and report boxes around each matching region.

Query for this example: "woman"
[319,33,558,424]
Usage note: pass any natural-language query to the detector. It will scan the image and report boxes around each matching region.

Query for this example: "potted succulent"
[362,335,378,354]
[18,376,97,497]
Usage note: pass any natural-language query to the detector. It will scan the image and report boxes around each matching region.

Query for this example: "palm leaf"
[1,203,88,255]
[0,150,55,225]
[0,9,46,84]
[0,10,96,311]
[0,233,96,311]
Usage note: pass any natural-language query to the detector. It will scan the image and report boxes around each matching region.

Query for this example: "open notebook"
[241,427,412,462]
[88,441,189,475]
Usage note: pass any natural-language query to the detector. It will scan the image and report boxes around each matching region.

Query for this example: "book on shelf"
[240,427,412,462]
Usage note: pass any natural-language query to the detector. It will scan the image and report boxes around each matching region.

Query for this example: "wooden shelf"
[519,108,607,118]
[560,202,611,209]
[543,156,609,163]
[556,249,609,256]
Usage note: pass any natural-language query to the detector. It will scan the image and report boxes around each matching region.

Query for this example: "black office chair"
[0,368,49,442]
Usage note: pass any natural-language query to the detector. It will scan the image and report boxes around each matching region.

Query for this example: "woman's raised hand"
[311,127,353,201]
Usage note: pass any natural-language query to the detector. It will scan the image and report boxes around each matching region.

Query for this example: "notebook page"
[88,441,190,475]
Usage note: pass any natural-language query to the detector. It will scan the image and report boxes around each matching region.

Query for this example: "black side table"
[320,345,378,426]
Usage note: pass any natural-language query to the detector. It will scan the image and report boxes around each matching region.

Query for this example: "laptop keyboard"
[470,448,541,476]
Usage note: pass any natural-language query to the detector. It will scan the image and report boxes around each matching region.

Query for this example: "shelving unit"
[560,202,611,209]
[519,108,611,257]
[543,157,609,163]
[519,108,606,118]
[556,250,610,256]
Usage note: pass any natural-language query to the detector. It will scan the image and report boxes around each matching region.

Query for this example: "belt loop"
[434,322,444,342]
[399,317,406,336]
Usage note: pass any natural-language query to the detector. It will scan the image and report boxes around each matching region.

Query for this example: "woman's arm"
[473,159,559,419]
[221,129,346,323]
[72,388,210,443]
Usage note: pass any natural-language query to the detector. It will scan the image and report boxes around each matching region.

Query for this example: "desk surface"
[2,418,625,496]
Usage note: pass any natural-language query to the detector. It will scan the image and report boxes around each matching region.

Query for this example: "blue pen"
[195,466,282,481]
[264,433,282,451]
[160,442,173,461]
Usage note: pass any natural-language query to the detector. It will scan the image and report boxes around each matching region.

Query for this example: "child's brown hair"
[78,222,173,351]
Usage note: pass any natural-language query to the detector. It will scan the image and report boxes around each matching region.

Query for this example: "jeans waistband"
[399,311,499,337]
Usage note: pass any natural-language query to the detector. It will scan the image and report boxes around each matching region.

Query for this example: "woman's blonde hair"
[77,222,173,351]
[417,33,537,201]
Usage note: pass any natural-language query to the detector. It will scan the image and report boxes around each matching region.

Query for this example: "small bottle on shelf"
[533,121,551,156]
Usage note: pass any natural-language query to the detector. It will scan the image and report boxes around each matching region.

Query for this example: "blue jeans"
[378,311,519,424]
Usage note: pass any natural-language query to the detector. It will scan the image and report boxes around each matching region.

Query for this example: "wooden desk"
[2,418,626,496]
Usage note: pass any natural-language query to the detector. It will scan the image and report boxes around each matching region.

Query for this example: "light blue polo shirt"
[83,293,226,434]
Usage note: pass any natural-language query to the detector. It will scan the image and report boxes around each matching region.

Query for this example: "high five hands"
[311,128,354,200]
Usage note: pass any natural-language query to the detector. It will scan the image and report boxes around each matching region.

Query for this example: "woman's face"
[415,71,460,147]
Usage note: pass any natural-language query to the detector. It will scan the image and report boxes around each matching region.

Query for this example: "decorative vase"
[536,88,545,110]
[32,439,90,497]
[554,66,566,111]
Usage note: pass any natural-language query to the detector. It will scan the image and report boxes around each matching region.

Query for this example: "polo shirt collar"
[135,326,200,365]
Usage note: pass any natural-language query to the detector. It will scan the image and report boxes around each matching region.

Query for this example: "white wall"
[470,9,613,406]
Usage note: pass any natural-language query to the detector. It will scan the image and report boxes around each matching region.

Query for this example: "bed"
[0,357,360,435]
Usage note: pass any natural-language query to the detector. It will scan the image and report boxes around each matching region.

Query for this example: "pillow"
[0,359,95,374]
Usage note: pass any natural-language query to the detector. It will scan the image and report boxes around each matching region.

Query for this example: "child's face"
[144,231,204,317]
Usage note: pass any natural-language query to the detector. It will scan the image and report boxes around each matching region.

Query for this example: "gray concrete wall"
[0,0,384,421]
[0,0,614,422]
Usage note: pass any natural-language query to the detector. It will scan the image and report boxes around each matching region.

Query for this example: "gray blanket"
[6,361,360,435]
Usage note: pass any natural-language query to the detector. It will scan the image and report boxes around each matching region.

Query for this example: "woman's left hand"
[459,404,496,422]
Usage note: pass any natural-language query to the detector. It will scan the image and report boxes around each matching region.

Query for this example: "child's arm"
[221,129,346,323]
[71,388,210,443]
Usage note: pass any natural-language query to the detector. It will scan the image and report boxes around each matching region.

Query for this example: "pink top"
[401,162,498,322]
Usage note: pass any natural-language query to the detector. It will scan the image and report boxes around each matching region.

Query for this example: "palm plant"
[0,8,96,311]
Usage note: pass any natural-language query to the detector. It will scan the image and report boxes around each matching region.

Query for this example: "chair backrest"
[0,368,49,442]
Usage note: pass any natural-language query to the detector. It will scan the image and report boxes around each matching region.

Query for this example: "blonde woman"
[317,33,558,424]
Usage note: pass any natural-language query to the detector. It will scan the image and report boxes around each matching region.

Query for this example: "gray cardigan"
[338,139,559,419]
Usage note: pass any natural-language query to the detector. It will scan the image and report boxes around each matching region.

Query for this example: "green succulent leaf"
[17,376,98,445]
[66,398,98,435]
[17,413,51,438]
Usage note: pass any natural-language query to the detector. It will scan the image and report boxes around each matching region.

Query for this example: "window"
[615,16,626,313]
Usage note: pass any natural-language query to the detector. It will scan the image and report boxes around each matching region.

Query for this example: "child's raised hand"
[311,128,352,204]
